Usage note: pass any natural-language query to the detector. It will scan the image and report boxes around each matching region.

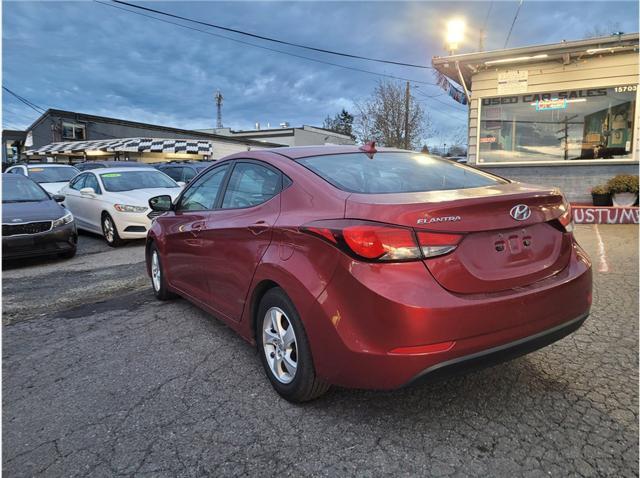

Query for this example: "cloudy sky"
[2,0,638,146]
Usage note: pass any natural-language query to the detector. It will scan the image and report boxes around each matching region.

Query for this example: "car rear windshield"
[99,171,180,192]
[29,166,78,183]
[296,152,506,194]
[2,178,49,203]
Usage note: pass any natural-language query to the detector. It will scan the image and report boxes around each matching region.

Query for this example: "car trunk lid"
[345,182,572,294]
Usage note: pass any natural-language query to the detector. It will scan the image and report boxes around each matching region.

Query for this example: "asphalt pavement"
[2,225,638,477]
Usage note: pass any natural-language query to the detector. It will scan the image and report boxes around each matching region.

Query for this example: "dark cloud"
[3,1,638,145]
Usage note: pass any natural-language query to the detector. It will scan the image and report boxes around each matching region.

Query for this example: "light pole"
[445,18,465,55]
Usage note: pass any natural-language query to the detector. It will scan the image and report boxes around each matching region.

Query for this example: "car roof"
[2,172,31,181]
[87,167,158,174]
[83,161,152,167]
[235,145,408,160]
[24,163,78,168]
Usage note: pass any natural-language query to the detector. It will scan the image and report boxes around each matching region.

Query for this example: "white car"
[5,163,80,194]
[59,167,182,246]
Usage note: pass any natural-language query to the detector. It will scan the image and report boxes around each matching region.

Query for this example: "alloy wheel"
[262,306,298,384]
[151,251,161,292]
[103,217,115,243]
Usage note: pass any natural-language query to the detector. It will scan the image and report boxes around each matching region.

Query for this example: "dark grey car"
[2,174,77,260]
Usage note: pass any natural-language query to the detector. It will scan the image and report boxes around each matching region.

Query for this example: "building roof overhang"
[432,33,639,90]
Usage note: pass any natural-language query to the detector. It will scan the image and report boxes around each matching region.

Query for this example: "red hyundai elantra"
[146,145,592,402]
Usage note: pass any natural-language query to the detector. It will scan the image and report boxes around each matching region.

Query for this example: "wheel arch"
[249,279,281,340]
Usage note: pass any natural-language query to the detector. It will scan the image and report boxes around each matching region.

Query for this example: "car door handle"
[190,221,205,236]
[248,220,270,235]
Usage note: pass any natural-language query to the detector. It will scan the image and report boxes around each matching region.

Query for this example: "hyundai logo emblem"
[510,204,531,221]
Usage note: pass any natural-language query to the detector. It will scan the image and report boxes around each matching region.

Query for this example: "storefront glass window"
[478,85,637,163]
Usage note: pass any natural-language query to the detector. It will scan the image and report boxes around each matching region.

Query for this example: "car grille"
[3,221,52,236]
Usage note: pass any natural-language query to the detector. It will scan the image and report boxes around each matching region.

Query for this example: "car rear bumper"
[2,222,77,260]
[304,239,592,390]
[405,312,587,387]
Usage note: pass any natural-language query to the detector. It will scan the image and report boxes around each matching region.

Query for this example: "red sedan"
[146,145,592,402]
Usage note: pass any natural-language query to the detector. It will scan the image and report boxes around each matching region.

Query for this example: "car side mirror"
[149,195,173,212]
[177,181,186,188]
[52,194,65,203]
[80,187,96,196]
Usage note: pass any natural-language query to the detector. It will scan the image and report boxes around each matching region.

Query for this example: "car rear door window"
[221,163,281,209]
[177,165,229,211]
[297,152,505,194]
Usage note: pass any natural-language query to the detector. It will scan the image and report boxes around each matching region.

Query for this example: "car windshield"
[28,166,78,183]
[99,170,180,192]
[2,178,49,203]
[297,152,506,194]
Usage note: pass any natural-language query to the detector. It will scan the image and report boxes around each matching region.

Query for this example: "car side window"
[9,167,25,176]
[177,165,229,211]
[183,167,197,183]
[162,167,183,182]
[84,174,101,194]
[69,174,87,191]
[221,163,281,209]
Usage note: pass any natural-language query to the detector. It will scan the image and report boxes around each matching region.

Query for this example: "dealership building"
[432,33,639,202]
[3,109,280,166]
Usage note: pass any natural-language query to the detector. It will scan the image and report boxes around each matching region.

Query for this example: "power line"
[110,0,432,70]
[95,1,435,86]
[504,0,524,48]
[2,86,46,115]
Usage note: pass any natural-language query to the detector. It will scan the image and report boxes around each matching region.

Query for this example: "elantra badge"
[510,204,531,221]
[417,215,461,225]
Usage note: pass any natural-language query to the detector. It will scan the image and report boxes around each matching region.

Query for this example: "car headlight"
[52,211,74,228]
[114,204,148,213]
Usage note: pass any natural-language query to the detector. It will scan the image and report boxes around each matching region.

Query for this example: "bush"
[605,174,639,194]
[591,184,609,195]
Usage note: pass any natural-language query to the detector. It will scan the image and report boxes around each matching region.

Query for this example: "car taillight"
[301,220,462,262]
[343,225,420,261]
[416,231,463,258]
[558,203,574,233]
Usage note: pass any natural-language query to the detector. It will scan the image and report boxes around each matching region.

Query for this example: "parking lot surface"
[3,225,638,476]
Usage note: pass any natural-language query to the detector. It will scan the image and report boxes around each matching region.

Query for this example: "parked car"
[2,173,77,260]
[155,161,216,185]
[74,161,154,171]
[59,167,181,246]
[145,145,592,402]
[5,163,80,194]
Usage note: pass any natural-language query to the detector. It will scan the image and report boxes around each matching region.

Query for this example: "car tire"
[257,287,329,402]
[102,213,123,247]
[149,244,175,300]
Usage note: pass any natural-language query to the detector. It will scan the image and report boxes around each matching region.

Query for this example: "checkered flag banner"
[25,137,215,156]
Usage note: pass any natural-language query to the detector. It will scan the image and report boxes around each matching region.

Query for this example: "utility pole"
[214,90,223,129]
[403,81,410,150]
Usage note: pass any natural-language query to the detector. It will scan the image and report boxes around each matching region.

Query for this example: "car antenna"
[359,141,377,159]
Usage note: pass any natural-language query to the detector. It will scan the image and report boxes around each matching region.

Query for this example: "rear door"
[197,161,283,321]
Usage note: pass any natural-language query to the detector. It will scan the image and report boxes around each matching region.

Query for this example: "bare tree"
[353,80,430,150]
[583,22,622,39]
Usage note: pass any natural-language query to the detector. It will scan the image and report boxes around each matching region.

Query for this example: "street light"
[446,18,465,55]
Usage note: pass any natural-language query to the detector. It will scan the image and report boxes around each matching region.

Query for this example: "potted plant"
[606,174,639,207]
[591,184,612,206]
